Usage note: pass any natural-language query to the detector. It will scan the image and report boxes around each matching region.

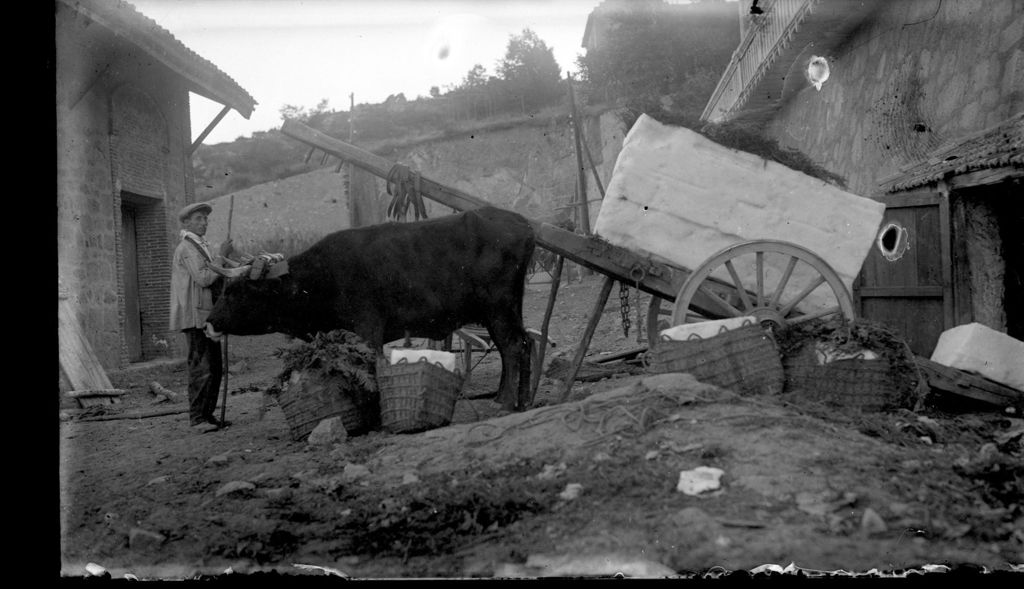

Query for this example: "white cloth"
[180,230,213,261]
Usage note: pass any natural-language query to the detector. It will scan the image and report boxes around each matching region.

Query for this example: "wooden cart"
[279,120,864,401]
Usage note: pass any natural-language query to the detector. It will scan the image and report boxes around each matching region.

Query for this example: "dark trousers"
[185,328,223,424]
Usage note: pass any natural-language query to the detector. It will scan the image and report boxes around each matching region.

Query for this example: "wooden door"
[121,205,143,361]
[854,192,952,356]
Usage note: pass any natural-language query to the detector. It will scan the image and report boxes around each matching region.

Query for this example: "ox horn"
[208,263,250,279]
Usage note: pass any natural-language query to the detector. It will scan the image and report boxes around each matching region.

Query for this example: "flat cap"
[178,202,213,222]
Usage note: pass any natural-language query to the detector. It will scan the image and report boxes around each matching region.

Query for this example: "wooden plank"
[876,192,944,208]
[949,167,1022,189]
[936,183,954,331]
[857,286,944,298]
[949,193,974,326]
[592,346,648,364]
[559,276,615,403]
[58,297,114,391]
[65,389,129,398]
[917,356,1023,407]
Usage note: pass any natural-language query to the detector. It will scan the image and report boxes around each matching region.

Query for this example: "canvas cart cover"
[594,114,886,314]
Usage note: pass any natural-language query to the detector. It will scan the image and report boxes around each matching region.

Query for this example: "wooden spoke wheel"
[646,296,714,348]
[669,240,855,332]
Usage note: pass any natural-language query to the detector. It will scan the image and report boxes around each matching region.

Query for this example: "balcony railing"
[701,0,817,123]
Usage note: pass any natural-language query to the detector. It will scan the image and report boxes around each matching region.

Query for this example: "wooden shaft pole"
[558,275,614,403]
[219,193,235,425]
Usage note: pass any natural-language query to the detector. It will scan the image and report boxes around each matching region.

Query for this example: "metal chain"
[619,281,631,338]
[635,277,643,344]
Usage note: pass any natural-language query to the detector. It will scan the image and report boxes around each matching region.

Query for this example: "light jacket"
[169,232,220,331]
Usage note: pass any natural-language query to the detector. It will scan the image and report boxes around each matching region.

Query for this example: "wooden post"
[568,75,591,236]
[531,256,565,400]
[558,275,615,403]
[581,131,606,200]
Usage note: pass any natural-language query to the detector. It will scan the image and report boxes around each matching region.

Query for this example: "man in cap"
[170,201,239,432]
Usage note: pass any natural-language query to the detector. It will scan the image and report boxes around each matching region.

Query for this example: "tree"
[279,98,331,123]
[429,86,441,98]
[461,64,489,89]
[575,0,737,125]
[496,29,562,111]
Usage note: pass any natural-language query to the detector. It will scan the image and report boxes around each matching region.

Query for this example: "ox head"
[204,258,290,341]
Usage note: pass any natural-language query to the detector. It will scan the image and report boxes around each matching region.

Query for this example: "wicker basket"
[276,370,379,441]
[781,343,905,411]
[647,322,784,396]
[376,357,464,434]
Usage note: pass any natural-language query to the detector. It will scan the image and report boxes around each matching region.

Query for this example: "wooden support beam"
[190,105,232,154]
[558,275,615,403]
[949,167,1022,190]
[568,76,591,235]
[531,256,564,401]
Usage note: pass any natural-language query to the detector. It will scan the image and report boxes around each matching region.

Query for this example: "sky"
[131,0,602,145]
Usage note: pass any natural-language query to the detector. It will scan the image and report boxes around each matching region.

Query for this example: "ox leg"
[486,318,531,411]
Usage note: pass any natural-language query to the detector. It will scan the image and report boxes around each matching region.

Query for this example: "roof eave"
[62,0,257,119]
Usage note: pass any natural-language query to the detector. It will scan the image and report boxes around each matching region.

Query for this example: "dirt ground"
[59,271,1023,579]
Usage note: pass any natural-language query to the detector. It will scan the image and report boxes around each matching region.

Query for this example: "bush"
[273,329,379,398]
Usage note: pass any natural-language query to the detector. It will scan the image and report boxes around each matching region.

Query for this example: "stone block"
[930,323,1024,391]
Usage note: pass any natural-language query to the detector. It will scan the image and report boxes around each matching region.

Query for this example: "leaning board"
[594,114,886,313]
[58,295,114,392]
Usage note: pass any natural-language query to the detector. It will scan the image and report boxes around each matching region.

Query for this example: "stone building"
[701,0,1022,355]
[56,0,256,370]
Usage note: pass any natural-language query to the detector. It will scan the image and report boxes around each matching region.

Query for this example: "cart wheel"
[646,297,712,348]
[670,240,855,330]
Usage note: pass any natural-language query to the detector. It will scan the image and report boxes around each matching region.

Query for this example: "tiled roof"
[879,113,1024,193]
[60,0,257,118]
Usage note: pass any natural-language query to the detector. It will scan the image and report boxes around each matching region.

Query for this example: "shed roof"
[59,0,257,119]
[878,113,1024,193]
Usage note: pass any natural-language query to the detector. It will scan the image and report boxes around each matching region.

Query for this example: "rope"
[385,164,427,221]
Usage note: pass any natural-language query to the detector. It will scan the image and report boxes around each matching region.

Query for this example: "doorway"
[121,202,143,361]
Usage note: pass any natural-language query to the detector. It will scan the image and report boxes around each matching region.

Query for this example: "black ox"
[205,206,536,410]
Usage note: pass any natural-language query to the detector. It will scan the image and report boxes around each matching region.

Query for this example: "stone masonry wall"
[57,4,194,369]
[765,0,1023,196]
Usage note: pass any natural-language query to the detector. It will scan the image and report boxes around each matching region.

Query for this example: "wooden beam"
[531,256,564,401]
[568,76,591,235]
[190,105,232,154]
[558,276,615,403]
[856,286,945,298]
[279,120,690,303]
[949,167,1022,189]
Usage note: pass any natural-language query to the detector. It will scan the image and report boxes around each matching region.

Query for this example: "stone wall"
[370,109,628,227]
[205,167,352,257]
[765,0,1023,196]
[57,4,194,369]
